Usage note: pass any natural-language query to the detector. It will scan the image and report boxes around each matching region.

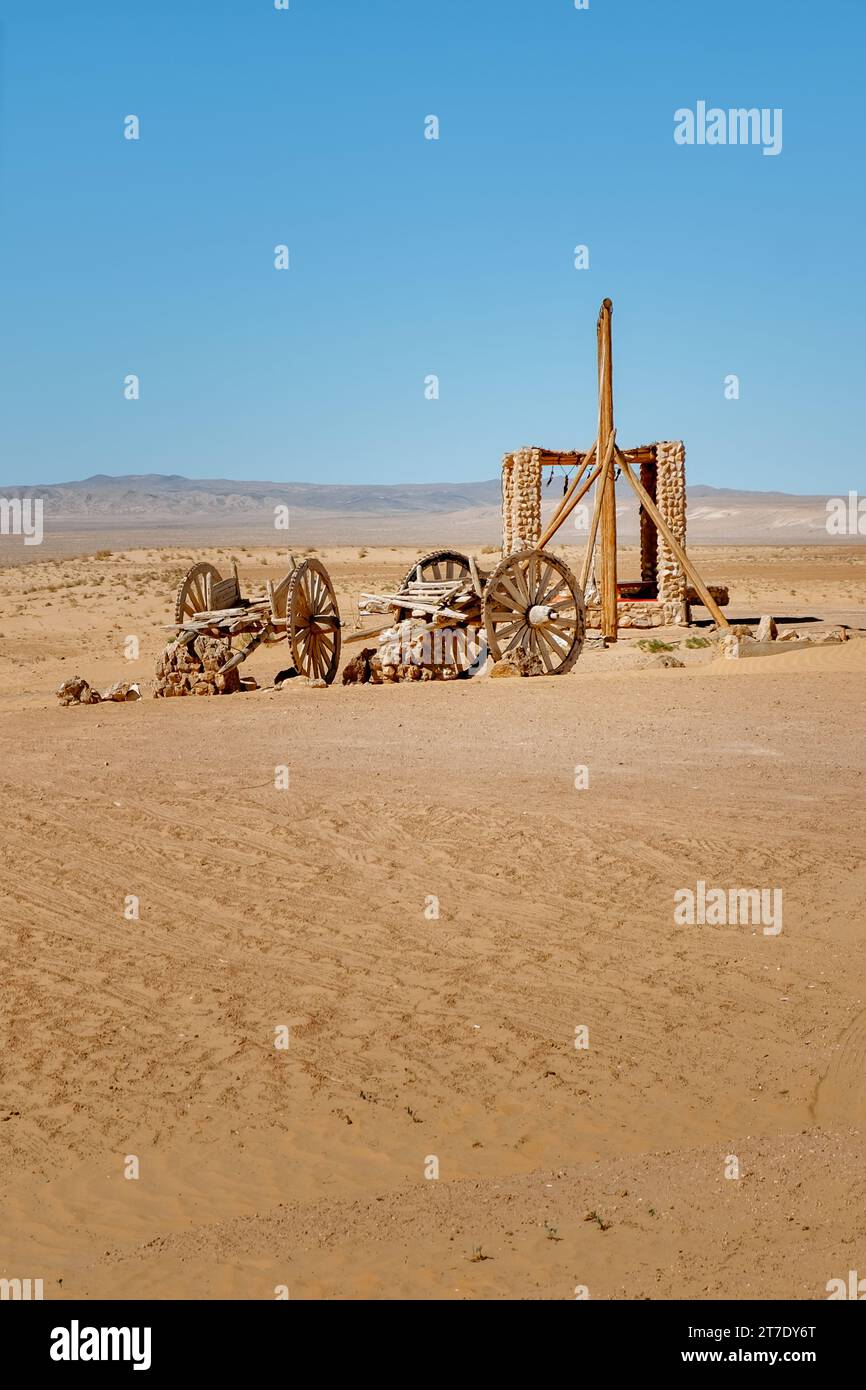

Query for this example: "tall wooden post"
[597,298,618,640]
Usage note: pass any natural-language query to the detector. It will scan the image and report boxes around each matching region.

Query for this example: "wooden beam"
[616,449,731,629]
[597,299,618,640]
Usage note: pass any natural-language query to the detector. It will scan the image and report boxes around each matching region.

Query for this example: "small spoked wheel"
[288,559,342,684]
[174,562,221,622]
[401,549,471,588]
[482,548,585,674]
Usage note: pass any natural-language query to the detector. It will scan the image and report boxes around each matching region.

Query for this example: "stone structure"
[500,440,690,628]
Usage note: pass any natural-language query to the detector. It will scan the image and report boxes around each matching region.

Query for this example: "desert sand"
[1,541,865,1300]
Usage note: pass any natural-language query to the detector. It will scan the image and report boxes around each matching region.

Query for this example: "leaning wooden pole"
[597,299,618,640]
[615,448,731,630]
[536,441,599,550]
[541,443,597,540]
[579,429,617,591]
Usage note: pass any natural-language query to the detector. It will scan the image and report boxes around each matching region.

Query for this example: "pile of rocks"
[154,634,242,697]
[501,447,542,553]
[343,620,465,684]
[57,677,141,706]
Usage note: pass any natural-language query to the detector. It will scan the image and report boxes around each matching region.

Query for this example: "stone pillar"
[501,454,515,553]
[655,440,688,624]
[501,447,542,552]
[639,458,657,586]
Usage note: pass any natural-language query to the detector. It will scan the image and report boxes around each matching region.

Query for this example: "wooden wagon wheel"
[288,559,342,684]
[174,562,222,623]
[482,548,585,674]
[401,549,471,588]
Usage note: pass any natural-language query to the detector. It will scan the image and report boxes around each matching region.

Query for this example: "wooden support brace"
[616,449,730,629]
[537,438,598,544]
[579,430,617,592]
[536,447,602,551]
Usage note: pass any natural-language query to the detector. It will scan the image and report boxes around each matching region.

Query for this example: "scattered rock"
[651,654,685,669]
[305,677,328,688]
[820,626,849,644]
[56,677,100,706]
[755,615,778,642]
[342,648,376,685]
[719,632,747,660]
[101,681,142,702]
[489,649,544,678]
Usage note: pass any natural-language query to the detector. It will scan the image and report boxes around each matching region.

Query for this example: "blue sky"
[0,0,863,491]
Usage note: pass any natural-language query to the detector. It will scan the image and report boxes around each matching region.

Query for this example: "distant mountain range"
[0,473,857,550]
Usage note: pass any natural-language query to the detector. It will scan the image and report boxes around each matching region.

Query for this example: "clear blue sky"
[1,0,863,491]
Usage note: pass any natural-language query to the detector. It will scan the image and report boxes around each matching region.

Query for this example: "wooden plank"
[218,630,266,674]
[616,449,730,629]
[468,554,483,597]
[359,592,466,620]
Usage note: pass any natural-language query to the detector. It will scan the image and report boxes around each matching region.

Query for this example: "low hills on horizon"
[0,471,858,551]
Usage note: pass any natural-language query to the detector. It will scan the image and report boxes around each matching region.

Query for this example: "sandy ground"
[1,542,865,1300]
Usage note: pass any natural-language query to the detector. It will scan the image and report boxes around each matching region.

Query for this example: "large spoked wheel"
[401,549,471,588]
[483,548,585,674]
[288,559,342,684]
[174,562,222,623]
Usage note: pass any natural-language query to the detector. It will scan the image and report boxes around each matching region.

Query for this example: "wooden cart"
[357,546,585,676]
[399,548,584,675]
[170,556,342,684]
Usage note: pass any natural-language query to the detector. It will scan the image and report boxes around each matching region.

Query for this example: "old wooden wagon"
[170,555,342,684]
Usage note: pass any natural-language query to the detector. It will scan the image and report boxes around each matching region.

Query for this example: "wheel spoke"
[495,575,527,610]
[503,624,529,654]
